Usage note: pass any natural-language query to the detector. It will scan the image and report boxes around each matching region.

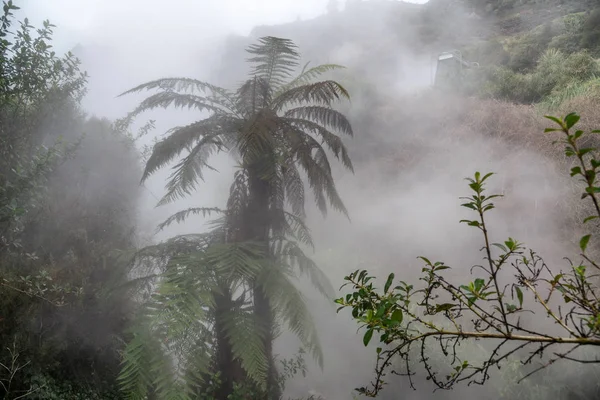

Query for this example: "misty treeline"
[0,1,142,399]
[2,0,600,399]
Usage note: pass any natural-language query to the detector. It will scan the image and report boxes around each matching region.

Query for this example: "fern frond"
[246,36,300,89]
[119,77,237,113]
[226,169,249,220]
[141,117,226,183]
[119,77,225,96]
[273,80,350,110]
[270,169,286,223]
[158,135,225,205]
[288,131,349,217]
[281,163,306,218]
[182,334,214,391]
[313,146,348,217]
[268,208,313,249]
[285,118,354,172]
[134,233,212,261]
[120,248,217,398]
[222,307,269,387]
[278,239,333,298]
[284,106,353,136]
[128,92,230,118]
[276,63,346,96]
[118,333,154,400]
[204,241,269,282]
[157,207,225,232]
[257,266,324,368]
[236,77,273,115]
[284,211,312,248]
[236,111,278,166]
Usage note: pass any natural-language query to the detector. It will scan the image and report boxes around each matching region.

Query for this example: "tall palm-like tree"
[119,36,354,399]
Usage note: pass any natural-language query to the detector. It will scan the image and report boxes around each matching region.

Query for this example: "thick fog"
[13,0,596,399]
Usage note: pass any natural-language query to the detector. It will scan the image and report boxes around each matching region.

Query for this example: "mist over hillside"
[200,1,600,398]
[2,0,600,398]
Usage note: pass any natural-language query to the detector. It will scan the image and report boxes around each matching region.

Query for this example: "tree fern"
[120,36,354,399]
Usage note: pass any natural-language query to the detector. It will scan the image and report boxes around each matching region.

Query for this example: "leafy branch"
[335,113,600,397]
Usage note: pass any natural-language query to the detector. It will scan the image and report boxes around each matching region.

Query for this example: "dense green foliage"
[0,2,141,398]
[426,0,600,105]
[481,49,599,103]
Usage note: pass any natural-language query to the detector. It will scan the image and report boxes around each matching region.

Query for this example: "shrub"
[464,39,510,67]
[507,24,555,72]
[482,49,599,104]
[580,8,600,55]
[336,113,600,397]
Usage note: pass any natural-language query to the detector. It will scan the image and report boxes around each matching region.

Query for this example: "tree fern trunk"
[246,165,281,400]
[253,285,280,400]
[214,286,243,399]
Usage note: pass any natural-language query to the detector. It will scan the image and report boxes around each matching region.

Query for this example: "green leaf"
[390,309,403,324]
[384,273,394,294]
[544,115,563,127]
[505,238,517,251]
[363,328,374,346]
[580,234,592,253]
[481,172,494,182]
[435,303,456,313]
[584,216,599,224]
[474,278,485,292]
[418,256,433,265]
[492,243,508,252]
[460,219,481,227]
[564,296,572,303]
[585,186,600,194]
[571,166,582,177]
[564,113,580,129]
[515,286,523,307]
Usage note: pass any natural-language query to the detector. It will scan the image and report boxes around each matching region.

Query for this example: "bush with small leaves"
[336,112,600,397]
